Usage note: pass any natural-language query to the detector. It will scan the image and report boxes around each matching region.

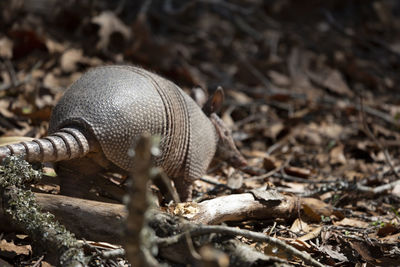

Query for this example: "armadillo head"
[210,113,247,168]
[201,87,247,168]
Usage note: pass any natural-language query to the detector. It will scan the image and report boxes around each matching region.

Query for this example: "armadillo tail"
[0,128,90,163]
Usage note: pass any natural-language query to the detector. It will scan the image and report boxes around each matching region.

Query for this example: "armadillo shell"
[49,65,217,181]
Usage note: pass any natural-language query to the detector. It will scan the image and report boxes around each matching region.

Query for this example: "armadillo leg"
[0,128,90,163]
[173,177,193,202]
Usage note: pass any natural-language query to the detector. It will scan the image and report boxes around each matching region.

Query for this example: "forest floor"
[0,0,400,266]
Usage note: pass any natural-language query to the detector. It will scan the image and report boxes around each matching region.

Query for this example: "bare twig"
[125,133,160,267]
[101,248,125,259]
[31,255,45,267]
[0,61,42,91]
[359,95,400,179]
[157,224,325,267]
[356,179,400,195]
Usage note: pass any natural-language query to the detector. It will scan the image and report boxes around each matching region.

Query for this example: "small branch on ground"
[125,133,160,267]
[0,156,87,266]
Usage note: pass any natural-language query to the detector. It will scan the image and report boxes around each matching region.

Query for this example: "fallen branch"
[0,191,301,241]
[0,156,86,266]
[157,224,325,267]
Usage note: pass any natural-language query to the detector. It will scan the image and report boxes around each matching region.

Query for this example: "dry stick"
[356,179,400,195]
[0,156,86,266]
[4,59,18,86]
[101,248,126,259]
[0,61,42,91]
[157,225,325,267]
[125,133,159,267]
[359,95,400,179]
[31,255,45,267]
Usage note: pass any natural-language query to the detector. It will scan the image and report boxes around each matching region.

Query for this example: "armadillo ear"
[203,86,224,116]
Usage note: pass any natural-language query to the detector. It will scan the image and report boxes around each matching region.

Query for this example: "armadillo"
[0,65,246,201]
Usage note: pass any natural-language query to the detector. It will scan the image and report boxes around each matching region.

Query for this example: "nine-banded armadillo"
[0,65,246,201]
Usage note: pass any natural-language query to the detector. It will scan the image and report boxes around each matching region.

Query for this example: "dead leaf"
[227,90,252,104]
[263,155,278,171]
[199,245,229,267]
[92,11,131,50]
[350,241,382,263]
[268,70,291,87]
[0,37,13,58]
[226,169,243,189]
[301,198,334,222]
[379,232,400,244]
[330,144,347,165]
[284,166,311,178]
[249,188,283,203]
[392,184,400,197]
[298,226,322,242]
[334,218,369,228]
[263,122,285,140]
[45,38,65,54]
[319,244,348,262]
[308,68,354,97]
[0,239,31,258]
[377,223,399,237]
[60,48,83,72]
[290,218,310,233]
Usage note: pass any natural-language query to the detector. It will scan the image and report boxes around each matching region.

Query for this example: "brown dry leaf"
[227,90,252,104]
[263,122,284,140]
[329,144,347,165]
[170,202,200,219]
[296,127,322,146]
[317,122,344,140]
[319,244,348,262]
[308,68,354,97]
[301,198,334,222]
[379,232,400,244]
[45,38,65,54]
[344,170,365,181]
[268,70,291,87]
[60,48,84,72]
[350,241,382,263]
[226,167,243,189]
[263,155,278,171]
[221,111,235,129]
[0,37,13,58]
[334,218,369,228]
[249,188,283,203]
[285,238,313,252]
[290,218,310,233]
[298,226,322,242]
[0,239,31,257]
[392,183,400,197]
[376,223,399,237]
[284,166,311,178]
[92,11,131,50]
[199,245,229,267]
[280,181,308,193]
